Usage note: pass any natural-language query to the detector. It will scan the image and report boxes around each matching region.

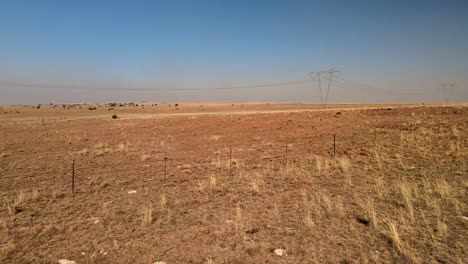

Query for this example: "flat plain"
[0,103,467,263]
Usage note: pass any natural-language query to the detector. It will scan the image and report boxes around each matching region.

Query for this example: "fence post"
[333,134,336,158]
[164,152,168,179]
[285,138,289,166]
[71,159,75,194]
[229,146,233,175]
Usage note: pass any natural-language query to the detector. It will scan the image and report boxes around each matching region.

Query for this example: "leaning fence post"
[71,159,75,194]
[333,134,336,158]
[164,152,168,179]
[229,145,233,175]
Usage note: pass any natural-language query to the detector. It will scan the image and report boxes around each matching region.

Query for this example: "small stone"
[153,262,167,264]
[274,249,287,256]
[127,190,137,194]
[57,260,77,264]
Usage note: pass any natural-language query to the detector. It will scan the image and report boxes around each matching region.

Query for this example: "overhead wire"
[0,79,312,91]
[327,76,425,96]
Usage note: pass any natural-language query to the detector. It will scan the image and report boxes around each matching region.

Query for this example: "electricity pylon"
[440,83,455,104]
[309,68,338,108]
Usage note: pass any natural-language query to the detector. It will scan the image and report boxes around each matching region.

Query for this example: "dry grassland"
[0,103,466,263]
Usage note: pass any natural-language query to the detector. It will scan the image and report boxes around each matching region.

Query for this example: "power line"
[331,77,426,96]
[0,79,312,91]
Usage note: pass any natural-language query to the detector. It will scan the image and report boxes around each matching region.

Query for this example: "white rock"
[226,219,234,224]
[57,260,77,264]
[153,262,167,264]
[127,190,137,194]
[274,249,287,256]
[93,219,100,224]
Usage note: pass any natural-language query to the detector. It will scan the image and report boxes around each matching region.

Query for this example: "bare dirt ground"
[0,103,467,263]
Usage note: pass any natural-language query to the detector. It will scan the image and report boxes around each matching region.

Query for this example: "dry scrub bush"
[4,192,27,216]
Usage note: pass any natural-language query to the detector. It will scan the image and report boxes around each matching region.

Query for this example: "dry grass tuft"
[337,156,352,173]
[209,175,217,188]
[304,210,314,229]
[313,155,332,175]
[31,189,40,201]
[251,174,262,193]
[160,193,167,208]
[77,148,89,155]
[388,222,402,251]
[398,181,414,221]
[437,216,448,238]
[140,153,151,161]
[143,204,153,226]
[0,242,16,261]
[94,143,112,156]
[234,203,244,235]
[5,192,26,216]
[359,198,377,229]
[117,142,129,152]
[434,179,451,199]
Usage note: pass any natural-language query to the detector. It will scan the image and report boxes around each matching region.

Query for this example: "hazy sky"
[1,0,467,104]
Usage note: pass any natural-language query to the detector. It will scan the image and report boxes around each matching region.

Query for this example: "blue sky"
[1,0,467,104]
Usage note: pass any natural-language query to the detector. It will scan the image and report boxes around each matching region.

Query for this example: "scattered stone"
[245,227,260,234]
[226,219,234,224]
[274,249,287,256]
[359,149,369,156]
[179,164,192,170]
[127,190,137,194]
[57,260,77,264]
[153,262,166,264]
[356,216,370,226]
